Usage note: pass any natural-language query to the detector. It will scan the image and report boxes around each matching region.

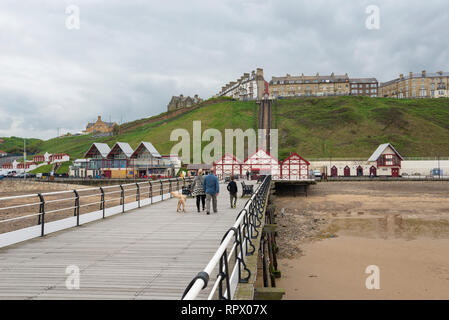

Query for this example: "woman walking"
[191,169,206,212]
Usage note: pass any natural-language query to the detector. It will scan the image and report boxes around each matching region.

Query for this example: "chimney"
[422,70,426,77]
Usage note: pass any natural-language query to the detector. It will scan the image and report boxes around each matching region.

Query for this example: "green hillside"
[275,96,449,159]
[0,136,42,154]
[2,96,449,161]
[3,99,257,161]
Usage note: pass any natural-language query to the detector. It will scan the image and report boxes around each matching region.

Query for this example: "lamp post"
[438,155,441,179]
[23,139,26,181]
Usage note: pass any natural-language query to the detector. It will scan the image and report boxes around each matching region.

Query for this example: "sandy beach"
[274,181,449,299]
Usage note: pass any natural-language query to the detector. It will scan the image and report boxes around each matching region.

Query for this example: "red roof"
[282,152,310,165]
[244,148,280,164]
[213,152,242,165]
[0,150,6,154]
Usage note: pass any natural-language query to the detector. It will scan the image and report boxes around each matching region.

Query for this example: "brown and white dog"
[171,191,187,213]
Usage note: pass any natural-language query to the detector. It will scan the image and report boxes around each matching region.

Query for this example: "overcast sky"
[0,0,448,139]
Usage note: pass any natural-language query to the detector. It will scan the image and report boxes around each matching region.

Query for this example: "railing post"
[99,187,105,218]
[181,175,272,300]
[218,250,231,300]
[160,180,163,201]
[136,183,141,208]
[73,190,80,226]
[149,181,153,204]
[120,185,125,213]
[37,193,45,237]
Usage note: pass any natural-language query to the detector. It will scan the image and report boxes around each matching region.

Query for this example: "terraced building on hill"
[167,94,203,112]
[379,70,449,98]
[269,73,378,98]
[216,68,266,101]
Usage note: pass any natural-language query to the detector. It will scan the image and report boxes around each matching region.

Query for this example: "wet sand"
[274,181,449,300]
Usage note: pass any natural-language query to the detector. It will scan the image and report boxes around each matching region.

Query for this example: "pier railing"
[182,175,271,300]
[0,177,192,247]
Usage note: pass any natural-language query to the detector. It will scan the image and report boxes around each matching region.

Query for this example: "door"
[331,166,338,177]
[370,166,377,177]
[392,168,399,177]
[344,166,350,177]
[357,166,363,176]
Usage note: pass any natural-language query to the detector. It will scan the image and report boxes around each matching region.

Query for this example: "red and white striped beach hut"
[214,153,242,178]
[280,152,310,180]
[242,149,281,179]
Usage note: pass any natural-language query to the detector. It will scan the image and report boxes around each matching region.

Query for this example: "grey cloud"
[0,0,448,139]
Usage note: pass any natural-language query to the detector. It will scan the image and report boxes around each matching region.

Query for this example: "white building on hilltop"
[216,68,266,101]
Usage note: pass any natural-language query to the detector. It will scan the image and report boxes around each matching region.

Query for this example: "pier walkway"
[0,182,253,300]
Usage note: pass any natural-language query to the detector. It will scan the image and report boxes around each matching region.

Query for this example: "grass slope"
[27,99,257,160]
[275,96,449,159]
[2,96,449,160]
[0,137,42,154]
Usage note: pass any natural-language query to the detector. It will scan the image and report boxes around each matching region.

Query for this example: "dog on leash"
[171,191,187,213]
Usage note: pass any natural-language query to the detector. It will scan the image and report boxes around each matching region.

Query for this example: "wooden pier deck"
[0,182,254,300]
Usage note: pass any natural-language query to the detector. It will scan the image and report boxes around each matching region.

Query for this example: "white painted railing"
[182,175,271,300]
[0,177,192,248]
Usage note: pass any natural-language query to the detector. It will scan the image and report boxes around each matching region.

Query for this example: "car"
[7,171,17,177]
[312,170,322,179]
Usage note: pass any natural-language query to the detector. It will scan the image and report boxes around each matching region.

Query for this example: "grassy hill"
[2,96,449,161]
[0,136,42,154]
[274,96,449,159]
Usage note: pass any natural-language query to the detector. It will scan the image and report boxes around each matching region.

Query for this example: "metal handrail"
[182,175,271,300]
[0,177,193,237]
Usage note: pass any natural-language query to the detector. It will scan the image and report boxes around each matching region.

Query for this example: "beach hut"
[242,149,281,179]
[214,153,242,178]
[280,152,310,180]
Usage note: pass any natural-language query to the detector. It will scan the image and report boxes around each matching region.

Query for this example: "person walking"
[227,176,238,208]
[246,170,250,181]
[203,171,219,215]
[191,169,206,212]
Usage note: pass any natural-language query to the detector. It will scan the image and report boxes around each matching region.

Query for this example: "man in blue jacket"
[203,171,219,215]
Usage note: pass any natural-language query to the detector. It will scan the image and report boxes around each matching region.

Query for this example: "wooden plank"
[0,182,255,300]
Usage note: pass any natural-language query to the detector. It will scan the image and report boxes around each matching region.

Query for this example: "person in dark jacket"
[246,170,250,180]
[203,172,219,215]
[227,176,238,208]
